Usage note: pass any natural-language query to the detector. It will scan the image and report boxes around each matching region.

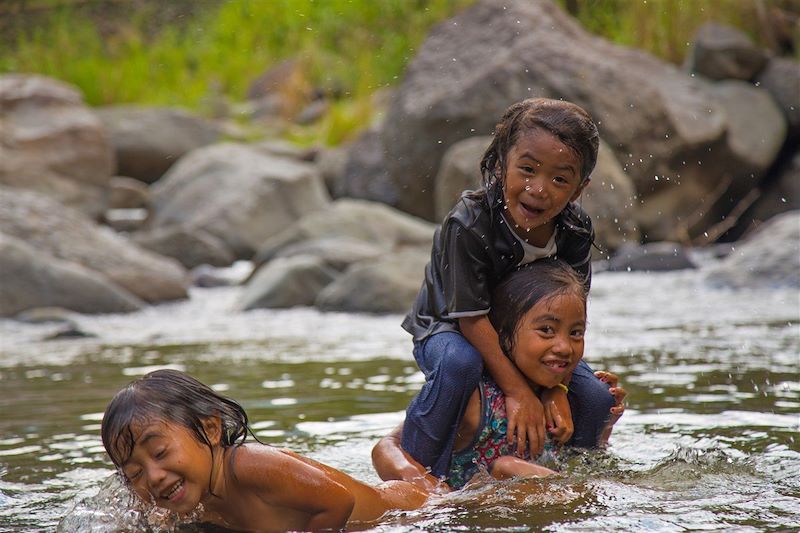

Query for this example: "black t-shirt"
[402,186,594,341]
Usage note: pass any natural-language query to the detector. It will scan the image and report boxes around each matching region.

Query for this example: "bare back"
[200,443,426,531]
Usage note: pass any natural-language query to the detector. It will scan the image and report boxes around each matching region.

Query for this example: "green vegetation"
[1,0,791,146]
[556,0,797,65]
[1,0,474,145]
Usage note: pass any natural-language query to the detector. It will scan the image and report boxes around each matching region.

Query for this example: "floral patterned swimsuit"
[447,376,556,489]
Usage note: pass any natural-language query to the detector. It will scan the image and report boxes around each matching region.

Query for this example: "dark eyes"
[537,325,585,338]
[125,468,142,481]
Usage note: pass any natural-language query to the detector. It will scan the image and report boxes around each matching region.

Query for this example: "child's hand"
[541,386,573,445]
[595,371,627,446]
[505,387,546,458]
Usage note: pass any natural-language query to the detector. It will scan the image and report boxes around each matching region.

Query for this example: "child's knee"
[444,347,482,385]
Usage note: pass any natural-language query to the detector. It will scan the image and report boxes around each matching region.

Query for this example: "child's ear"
[201,416,223,446]
[570,177,590,202]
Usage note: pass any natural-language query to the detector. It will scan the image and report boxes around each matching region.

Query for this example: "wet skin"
[120,418,426,532]
[502,128,587,247]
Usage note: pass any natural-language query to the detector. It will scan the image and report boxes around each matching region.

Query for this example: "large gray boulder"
[684,22,768,81]
[0,74,115,218]
[0,233,145,317]
[750,151,800,224]
[710,81,786,175]
[581,141,640,256]
[635,80,788,240]
[108,176,150,209]
[97,105,222,184]
[332,127,400,206]
[149,143,331,259]
[238,255,338,310]
[270,237,384,272]
[756,57,800,138]
[434,136,490,222]
[704,211,800,288]
[0,187,188,303]
[380,0,774,243]
[253,198,436,267]
[133,225,235,269]
[315,248,429,314]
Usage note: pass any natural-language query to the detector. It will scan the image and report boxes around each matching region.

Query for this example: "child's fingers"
[546,403,570,444]
[595,371,619,388]
[609,386,627,415]
[610,386,627,404]
[507,414,518,447]
[544,402,555,430]
[527,422,545,457]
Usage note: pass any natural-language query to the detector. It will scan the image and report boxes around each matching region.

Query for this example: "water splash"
[58,475,206,533]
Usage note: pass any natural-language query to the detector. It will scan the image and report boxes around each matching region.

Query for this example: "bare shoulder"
[226,444,301,489]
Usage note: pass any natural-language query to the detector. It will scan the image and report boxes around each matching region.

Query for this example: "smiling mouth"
[519,202,545,219]
[161,479,184,501]
[543,359,569,371]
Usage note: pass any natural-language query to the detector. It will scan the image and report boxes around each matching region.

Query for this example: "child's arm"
[372,423,450,494]
[235,447,355,531]
[459,315,547,457]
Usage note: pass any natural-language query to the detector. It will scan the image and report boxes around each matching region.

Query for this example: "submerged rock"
[704,211,800,288]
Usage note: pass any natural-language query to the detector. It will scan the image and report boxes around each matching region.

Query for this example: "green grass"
[1,0,474,145]
[2,0,789,146]
[556,0,797,65]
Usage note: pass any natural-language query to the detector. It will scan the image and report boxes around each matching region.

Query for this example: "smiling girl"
[101,369,427,532]
[448,259,624,488]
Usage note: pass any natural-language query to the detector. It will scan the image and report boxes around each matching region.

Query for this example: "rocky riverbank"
[1,0,797,318]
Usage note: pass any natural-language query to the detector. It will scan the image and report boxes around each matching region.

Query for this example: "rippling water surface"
[1,269,798,532]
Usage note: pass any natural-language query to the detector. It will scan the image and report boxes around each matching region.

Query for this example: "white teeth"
[164,480,182,499]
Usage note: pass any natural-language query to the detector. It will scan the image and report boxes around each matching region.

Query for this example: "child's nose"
[551,334,572,356]
[144,463,166,490]
[526,177,546,196]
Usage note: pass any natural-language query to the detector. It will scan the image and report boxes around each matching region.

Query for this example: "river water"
[1,267,798,532]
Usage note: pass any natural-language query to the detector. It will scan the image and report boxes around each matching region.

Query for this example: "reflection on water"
[0,270,798,531]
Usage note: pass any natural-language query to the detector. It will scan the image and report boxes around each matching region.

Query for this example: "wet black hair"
[480,98,599,190]
[489,258,587,359]
[101,369,249,471]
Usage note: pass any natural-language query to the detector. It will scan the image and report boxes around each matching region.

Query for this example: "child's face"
[502,129,587,247]
[120,418,217,515]
[509,292,586,389]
